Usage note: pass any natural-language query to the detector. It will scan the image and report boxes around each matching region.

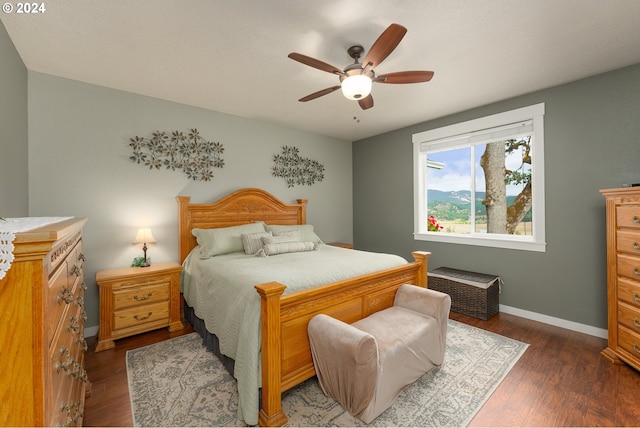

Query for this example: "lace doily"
[0,217,73,280]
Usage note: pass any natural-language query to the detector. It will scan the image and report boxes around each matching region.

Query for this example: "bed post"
[296,199,307,224]
[411,251,431,287]
[255,281,288,427]
[176,195,191,264]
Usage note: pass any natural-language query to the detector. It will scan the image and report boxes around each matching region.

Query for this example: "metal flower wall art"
[272,146,325,188]
[129,129,224,181]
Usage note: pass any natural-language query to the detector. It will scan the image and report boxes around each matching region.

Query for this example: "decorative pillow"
[193,222,266,258]
[256,240,317,257]
[263,230,301,245]
[265,224,324,245]
[242,231,272,255]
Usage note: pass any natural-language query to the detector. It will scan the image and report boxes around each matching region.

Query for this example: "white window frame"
[413,103,546,252]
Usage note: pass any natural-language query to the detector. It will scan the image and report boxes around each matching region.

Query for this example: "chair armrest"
[307,314,379,417]
[394,284,451,326]
[308,314,378,364]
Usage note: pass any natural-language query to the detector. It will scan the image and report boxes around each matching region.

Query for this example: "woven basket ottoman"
[428,267,500,320]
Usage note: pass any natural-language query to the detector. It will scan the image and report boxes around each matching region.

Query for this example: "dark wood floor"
[83,312,640,427]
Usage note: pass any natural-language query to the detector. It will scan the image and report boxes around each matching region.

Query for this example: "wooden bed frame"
[177,188,430,426]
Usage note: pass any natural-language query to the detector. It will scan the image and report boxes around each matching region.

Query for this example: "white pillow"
[256,240,317,257]
[193,222,266,258]
[242,231,272,255]
[265,224,324,245]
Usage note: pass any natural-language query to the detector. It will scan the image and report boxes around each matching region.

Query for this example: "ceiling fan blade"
[298,86,341,102]
[362,23,407,69]
[377,70,434,84]
[358,94,374,110]
[288,53,345,76]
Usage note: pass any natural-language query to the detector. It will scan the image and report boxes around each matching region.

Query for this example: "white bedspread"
[181,245,408,425]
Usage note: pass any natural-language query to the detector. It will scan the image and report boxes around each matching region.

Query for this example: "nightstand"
[327,242,354,249]
[95,261,184,352]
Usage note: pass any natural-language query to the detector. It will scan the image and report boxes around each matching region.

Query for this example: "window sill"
[414,232,546,252]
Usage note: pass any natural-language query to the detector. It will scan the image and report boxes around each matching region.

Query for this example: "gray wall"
[27,72,352,330]
[353,63,640,331]
[0,20,28,217]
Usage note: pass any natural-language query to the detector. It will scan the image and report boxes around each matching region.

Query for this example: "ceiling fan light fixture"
[341,74,372,100]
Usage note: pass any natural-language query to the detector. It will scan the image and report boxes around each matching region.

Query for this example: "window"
[413,103,545,252]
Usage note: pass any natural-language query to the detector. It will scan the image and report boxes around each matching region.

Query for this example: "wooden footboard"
[255,251,430,426]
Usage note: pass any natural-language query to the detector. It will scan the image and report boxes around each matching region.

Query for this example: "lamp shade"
[341,74,372,100]
[133,228,156,244]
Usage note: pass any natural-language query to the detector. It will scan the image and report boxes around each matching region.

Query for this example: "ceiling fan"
[288,23,434,110]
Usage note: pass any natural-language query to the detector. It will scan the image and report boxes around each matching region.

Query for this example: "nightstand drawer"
[112,281,170,310]
[113,301,170,331]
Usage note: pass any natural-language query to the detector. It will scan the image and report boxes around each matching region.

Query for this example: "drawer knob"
[78,252,86,262]
[67,316,80,334]
[634,215,640,224]
[634,318,640,329]
[56,286,73,304]
[134,312,153,321]
[76,337,88,351]
[634,292,640,303]
[70,264,81,277]
[133,292,153,301]
[634,267,640,276]
[634,242,640,251]
[634,343,640,355]
[56,347,73,373]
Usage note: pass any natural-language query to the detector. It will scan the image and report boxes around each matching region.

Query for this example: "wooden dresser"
[0,217,88,426]
[601,187,640,372]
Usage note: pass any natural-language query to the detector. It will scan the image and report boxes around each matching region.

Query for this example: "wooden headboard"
[176,188,308,263]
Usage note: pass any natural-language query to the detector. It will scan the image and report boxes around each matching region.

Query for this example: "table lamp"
[133,228,156,267]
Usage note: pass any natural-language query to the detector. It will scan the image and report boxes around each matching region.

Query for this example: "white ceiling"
[3,0,640,141]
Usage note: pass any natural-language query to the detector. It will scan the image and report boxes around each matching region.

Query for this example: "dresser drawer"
[617,325,640,361]
[618,301,640,334]
[112,281,170,311]
[617,254,640,281]
[113,301,170,331]
[617,231,640,256]
[46,260,71,345]
[618,277,640,308]
[617,205,640,229]
[49,304,87,427]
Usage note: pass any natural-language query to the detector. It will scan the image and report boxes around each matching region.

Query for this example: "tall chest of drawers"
[0,218,88,426]
[601,188,640,371]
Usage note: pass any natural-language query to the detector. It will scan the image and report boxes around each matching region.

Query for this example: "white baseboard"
[84,308,609,340]
[499,304,608,339]
[84,325,99,338]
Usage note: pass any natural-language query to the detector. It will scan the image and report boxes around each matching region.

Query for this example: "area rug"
[126,320,528,427]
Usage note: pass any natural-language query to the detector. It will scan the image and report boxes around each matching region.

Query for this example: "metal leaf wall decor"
[272,146,325,188]
[129,129,224,181]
